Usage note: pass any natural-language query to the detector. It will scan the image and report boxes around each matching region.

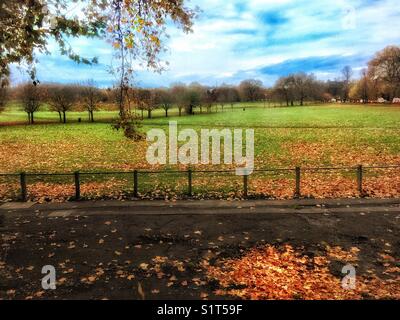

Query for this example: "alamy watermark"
[146,121,254,176]
[41,265,56,290]
[341,264,356,290]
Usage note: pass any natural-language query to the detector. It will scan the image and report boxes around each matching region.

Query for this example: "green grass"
[1,103,400,173]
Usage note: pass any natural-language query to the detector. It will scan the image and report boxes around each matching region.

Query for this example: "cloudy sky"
[11,0,400,87]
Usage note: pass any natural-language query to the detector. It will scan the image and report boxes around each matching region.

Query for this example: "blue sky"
[11,0,400,87]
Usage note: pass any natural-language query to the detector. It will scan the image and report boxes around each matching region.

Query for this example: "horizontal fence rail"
[0,165,399,201]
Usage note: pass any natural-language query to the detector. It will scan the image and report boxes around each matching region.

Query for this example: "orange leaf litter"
[206,245,400,300]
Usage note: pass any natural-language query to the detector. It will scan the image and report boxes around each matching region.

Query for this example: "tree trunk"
[63,111,66,124]
[178,108,182,116]
[31,112,34,124]
[148,110,152,119]
[165,109,168,117]
[58,111,62,123]
[91,110,94,122]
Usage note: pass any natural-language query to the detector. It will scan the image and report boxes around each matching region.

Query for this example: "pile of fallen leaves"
[206,245,400,300]
[251,174,400,199]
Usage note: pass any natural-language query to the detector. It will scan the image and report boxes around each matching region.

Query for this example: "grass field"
[1,103,400,200]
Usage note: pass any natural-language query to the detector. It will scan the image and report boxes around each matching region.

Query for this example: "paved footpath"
[1,198,399,300]
[1,198,400,216]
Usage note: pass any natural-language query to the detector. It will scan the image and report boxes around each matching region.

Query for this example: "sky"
[11,0,400,88]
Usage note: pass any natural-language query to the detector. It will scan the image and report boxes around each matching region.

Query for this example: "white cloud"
[12,0,400,87]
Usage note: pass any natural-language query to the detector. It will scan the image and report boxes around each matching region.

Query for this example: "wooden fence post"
[243,174,248,198]
[133,170,138,197]
[357,165,363,196]
[20,172,27,202]
[188,169,192,196]
[295,167,301,198]
[74,171,80,200]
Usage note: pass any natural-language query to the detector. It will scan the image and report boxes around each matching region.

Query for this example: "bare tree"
[171,84,187,116]
[226,86,239,110]
[292,73,309,106]
[341,66,353,102]
[274,76,295,106]
[202,87,217,114]
[292,73,322,106]
[326,80,345,101]
[238,79,264,102]
[48,85,76,123]
[145,89,156,119]
[154,88,172,117]
[216,86,230,111]
[19,83,42,124]
[132,88,154,119]
[82,80,101,122]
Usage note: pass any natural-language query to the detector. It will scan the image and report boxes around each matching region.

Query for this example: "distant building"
[393,98,400,104]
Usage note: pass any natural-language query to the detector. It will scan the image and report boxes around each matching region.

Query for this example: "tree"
[0,0,103,80]
[19,83,42,124]
[322,92,334,103]
[82,81,102,122]
[238,79,264,102]
[133,88,154,119]
[274,76,295,106]
[292,73,314,106]
[216,86,230,111]
[349,69,371,103]
[341,66,353,102]
[154,89,172,117]
[368,46,400,99]
[0,77,9,113]
[183,87,201,115]
[216,86,227,111]
[226,86,239,110]
[1,1,196,138]
[273,74,323,106]
[105,0,196,138]
[202,88,217,113]
[48,85,76,123]
[325,80,345,101]
[171,84,186,116]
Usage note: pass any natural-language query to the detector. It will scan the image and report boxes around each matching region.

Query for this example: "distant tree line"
[349,46,400,103]
[271,46,400,105]
[1,45,399,124]
[4,81,242,123]
[7,82,106,124]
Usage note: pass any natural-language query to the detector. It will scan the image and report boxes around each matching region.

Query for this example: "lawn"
[1,103,400,200]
